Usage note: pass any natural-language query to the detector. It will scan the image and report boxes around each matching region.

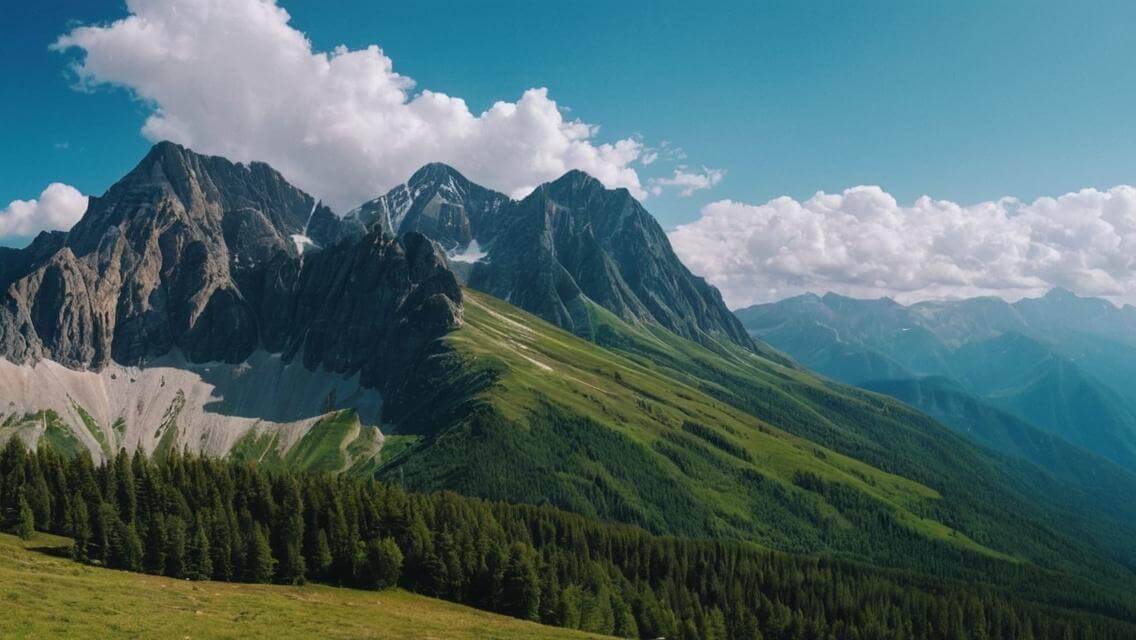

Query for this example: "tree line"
[1,438,1134,639]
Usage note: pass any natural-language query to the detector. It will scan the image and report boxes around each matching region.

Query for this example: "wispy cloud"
[639,140,686,166]
[650,166,724,196]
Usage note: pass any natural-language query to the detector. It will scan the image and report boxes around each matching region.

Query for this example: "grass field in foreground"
[0,533,608,640]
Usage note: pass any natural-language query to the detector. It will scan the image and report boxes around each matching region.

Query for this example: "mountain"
[3,144,1136,630]
[737,290,1136,472]
[398,289,1136,600]
[862,376,1136,511]
[0,142,461,466]
[345,164,753,349]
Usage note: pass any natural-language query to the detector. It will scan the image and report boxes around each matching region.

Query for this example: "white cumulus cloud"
[650,166,724,197]
[52,0,647,210]
[668,185,1136,308]
[0,184,89,238]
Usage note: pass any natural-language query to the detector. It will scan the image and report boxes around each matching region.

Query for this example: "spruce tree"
[164,516,187,578]
[312,529,333,580]
[186,518,213,580]
[144,514,168,575]
[328,498,356,584]
[247,523,276,583]
[208,504,234,581]
[612,592,640,639]
[501,542,541,621]
[91,501,114,564]
[113,449,136,526]
[15,490,35,540]
[362,537,403,589]
[69,498,91,562]
[273,476,305,585]
[109,517,143,571]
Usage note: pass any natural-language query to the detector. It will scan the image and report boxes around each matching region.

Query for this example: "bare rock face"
[343,162,511,249]
[0,142,462,401]
[469,170,752,347]
[344,163,752,348]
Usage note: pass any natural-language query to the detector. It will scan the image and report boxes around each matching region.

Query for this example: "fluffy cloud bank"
[0,184,89,238]
[669,185,1136,308]
[52,0,646,210]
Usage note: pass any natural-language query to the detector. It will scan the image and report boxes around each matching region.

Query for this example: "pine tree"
[612,591,640,639]
[401,512,435,591]
[113,449,137,526]
[15,490,35,540]
[91,501,115,564]
[26,460,53,531]
[362,537,403,589]
[0,438,24,526]
[312,529,333,580]
[328,498,356,584]
[187,518,213,580]
[108,517,143,571]
[164,516,187,578]
[43,447,71,534]
[273,477,305,585]
[208,504,234,581]
[558,584,584,629]
[247,523,276,583]
[501,542,541,621]
[144,514,168,574]
[69,498,91,562]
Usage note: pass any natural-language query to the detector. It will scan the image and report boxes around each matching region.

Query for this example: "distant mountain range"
[2,142,1136,625]
[737,289,1136,474]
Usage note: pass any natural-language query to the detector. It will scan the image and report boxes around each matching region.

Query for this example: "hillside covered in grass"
[0,533,606,640]
[380,290,1136,595]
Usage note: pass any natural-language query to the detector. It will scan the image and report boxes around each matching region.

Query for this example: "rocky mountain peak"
[548,168,606,193]
[407,162,465,189]
[334,163,753,350]
[66,141,315,263]
[462,169,754,348]
[0,145,463,397]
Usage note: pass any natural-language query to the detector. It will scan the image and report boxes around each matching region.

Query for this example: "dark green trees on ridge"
[1,438,1133,640]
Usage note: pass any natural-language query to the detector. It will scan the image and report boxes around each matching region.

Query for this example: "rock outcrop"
[0,142,463,399]
[345,164,752,348]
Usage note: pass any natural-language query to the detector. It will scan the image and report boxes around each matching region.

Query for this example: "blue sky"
[5,1,1135,225]
[3,1,1136,304]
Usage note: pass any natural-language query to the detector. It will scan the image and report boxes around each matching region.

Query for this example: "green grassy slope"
[393,293,976,549]
[0,533,607,640]
[382,291,1136,591]
[229,410,383,474]
[590,301,1136,577]
[0,410,85,458]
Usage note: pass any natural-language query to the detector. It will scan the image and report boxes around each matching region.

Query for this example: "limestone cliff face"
[0,142,463,400]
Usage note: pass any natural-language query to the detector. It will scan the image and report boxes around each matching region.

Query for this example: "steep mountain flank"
[737,290,1136,473]
[0,142,462,461]
[346,164,752,349]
